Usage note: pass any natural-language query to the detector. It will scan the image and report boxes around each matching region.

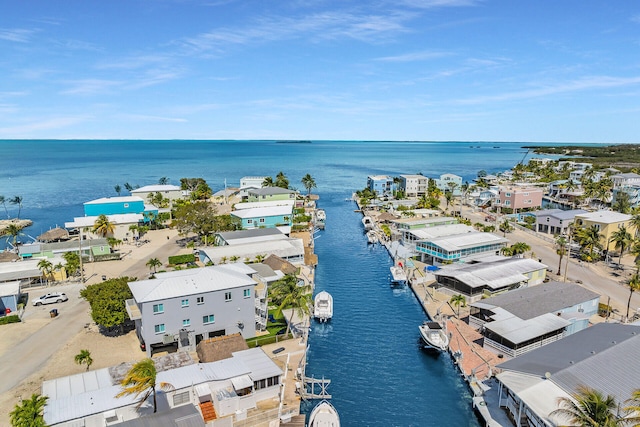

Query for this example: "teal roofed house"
[83,196,158,221]
[247,187,298,202]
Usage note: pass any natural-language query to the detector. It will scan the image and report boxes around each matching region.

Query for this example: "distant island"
[276,140,312,144]
[526,143,640,171]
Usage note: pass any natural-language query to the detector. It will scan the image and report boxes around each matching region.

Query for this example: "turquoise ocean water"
[0,140,556,425]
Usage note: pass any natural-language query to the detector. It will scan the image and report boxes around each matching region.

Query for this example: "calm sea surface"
[0,140,558,425]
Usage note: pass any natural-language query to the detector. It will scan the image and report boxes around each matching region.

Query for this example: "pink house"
[496,186,543,211]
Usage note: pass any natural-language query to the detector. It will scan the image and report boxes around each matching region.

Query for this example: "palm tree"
[114,184,122,196]
[4,223,22,250]
[301,174,317,197]
[37,259,53,284]
[146,258,162,273]
[500,246,515,256]
[254,254,266,263]
[229,255,239,263]
[511,242,531,258]
[550,385,621,427]
[262,176,275,187]
[63,251,80,277]
[500,219,513,237]
[611,226,633,265]
[612,191,632,214]
[575,225,604,262]
[623,389,640,426]
[625,273,640,322]
[269,274,312,337]
[9,393,48,427]
[92,214,115,237]
[556,235,568,275]
[449,294,466,318]
[10,196,23,219]
[158,176,170,185]
[275,171,289,189]
[0,195,9,218]
[116,358,174,413]
[74,349,93,371]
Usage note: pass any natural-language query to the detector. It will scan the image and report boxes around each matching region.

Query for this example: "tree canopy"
[180,178,212,200]
[80,277,135,330]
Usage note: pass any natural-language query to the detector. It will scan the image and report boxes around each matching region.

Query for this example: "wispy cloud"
[375,50,452,62]
[121,114,187,123]
[126,69,183,89]
[0,28,37,43]
[0,116,88,136]
[60,79,122,95]
[396,0,480,9]
[455,75,640,105]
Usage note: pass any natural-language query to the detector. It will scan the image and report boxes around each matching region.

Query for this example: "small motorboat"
[308,400,340,427]
[389,265,407,286]
[316,209,326,230]
[366,230,378,244]
[419,321,449,352]
[362,216,374,231]
[314,291,333,322]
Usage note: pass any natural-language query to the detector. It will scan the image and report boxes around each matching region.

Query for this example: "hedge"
[0,315,21,325]
[168,254,196,265]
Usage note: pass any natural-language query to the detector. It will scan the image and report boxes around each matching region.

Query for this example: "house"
[214,228,288,246]
[611,172,640,189]
[415,232,509,265]
[0,259,49,285]
[535,209,587,235]
[469,281,599,358]
[83,196,157,219]
[240,176,269,189]
[436,173,463,195]
[433,257,547,301]
[574,210,634,251]
[473,188,499,207]
[495,186,543,211]
[65,213,144,241]
[401,223,475,252]
[126,264,258,356]
[495,323,640,427]
[18,238,111,260]
[613,185,640,209]
[399,174,428,198]
[0,280,20,315]
[247,263,283,330]
[230,205,293,233]
[130,184,184,203]
[199,238,304,266]
[367,175,395,196]
[232,199,296,211]
[262,254,298,276]
[246,187,297,203]
[42,349,283,426]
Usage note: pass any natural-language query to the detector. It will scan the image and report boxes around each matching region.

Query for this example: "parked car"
[32,292,68,306]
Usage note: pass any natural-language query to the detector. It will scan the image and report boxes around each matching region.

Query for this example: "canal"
[302,192,481,426]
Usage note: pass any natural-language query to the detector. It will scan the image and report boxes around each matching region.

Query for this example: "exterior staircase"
[199,401,217,423]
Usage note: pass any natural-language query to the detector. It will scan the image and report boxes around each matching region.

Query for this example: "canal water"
[302,192,481,426]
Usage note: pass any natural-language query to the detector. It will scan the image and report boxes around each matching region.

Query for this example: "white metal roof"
[576,210,631,224]
[428,232,507,252]
[84,196,144,205]
[131,185,181,193]
[0,259,43,282]
[200,239,304,263]
[128,264,256,303]
[0,280,20,297]
[231,205,293,219]
[65,213,143,228]
[233,200,295,210]
[409,224,474,240]
[484,313,570,344]
[437,258,547,289]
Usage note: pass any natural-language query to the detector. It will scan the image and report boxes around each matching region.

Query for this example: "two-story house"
[399,174,428,198]
[126,264,258,356]
[574,210,634,252]
[131,184,186,204]
[367,175,395,196]
[535,209,587,235]
[230,205,294,233]
[436,173,463,195]
[246,187,298,202]
[495,186,543,212]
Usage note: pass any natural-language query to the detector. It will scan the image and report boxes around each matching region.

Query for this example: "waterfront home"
[0,258,53,285]
[469,281,599,358]
[199,238,304,266]
[42,349,283,426]
[494,323,640,427]
[534,209,586,235]
[0,280,20,315]
[83,196,158,219]
[214,228,287,246]
[246,187,298,202]
[473,188,499,207]
[65,213,144,241]
[555,161,592,173]
[247,263,283,330]
[495,186,543,212]
[573,210,634,252]
[233,199,296,211]
[399,174,428,198]
[262,254,298,276]
[400,223,475,252]
[230,205,293,234]
[613,185,640,209]
[240,176,269,189]
[433,257,547,302]
[367,175,395,196]
[611,172,640,189]
[125,264,257,356]
[130,184,185,202]
[436,173,463,195]
[415,231,509,265]
[392,216,458,231]
[18,238,111,260]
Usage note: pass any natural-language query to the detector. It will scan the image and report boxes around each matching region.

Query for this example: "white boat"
[389,265,407,285]
[308,400,340,427]
[366,230,378,244]
[316,209,326,229]
[314,291,333,322]
[419,321,449,351]
[362,216,374,231]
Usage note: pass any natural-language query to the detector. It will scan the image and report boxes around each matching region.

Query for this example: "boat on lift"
[316,209,326,230]
[308,400,340,427]
[418,321,449,351]
[361,216,374,231]
[314,291,333,323]
[389,264,407,286]
[366,230,378,244]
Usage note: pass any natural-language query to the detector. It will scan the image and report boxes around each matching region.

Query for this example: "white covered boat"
[308,400,340,427]
[316,209,326,229]
[389,265,407,285]
[366,230,378,244]
[314,291,333,322]
[362,216,374,231]
[418,321,449,351]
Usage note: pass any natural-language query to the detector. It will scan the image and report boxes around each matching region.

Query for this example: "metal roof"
[84,196,144,205]
[471,281,600,320]
[115,404,204,427]
[409,224,474,240]
[131,185,181,193]
[217,228,285,245]
[19,238,108,254]
[428,232,508,252]
[535,209,587,221]
[128,264,257,303]
[233,200,295,210]
[484,313,570,344]
[575,210,632,224]
[200,239,304,264]
[230,205,293,219]
[0,280,20,297]
[65,213,143,228]
[436,258,546,289]
[0,259,44,282]
[247,187,297,196]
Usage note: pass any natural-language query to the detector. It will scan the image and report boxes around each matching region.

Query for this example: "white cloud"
[0,28,37,43]
[120,114,187,123]
[375,50,452,62]
[60,79,122,95]
[396,0,479,9]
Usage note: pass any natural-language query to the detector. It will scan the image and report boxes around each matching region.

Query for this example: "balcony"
[125,299,141,320]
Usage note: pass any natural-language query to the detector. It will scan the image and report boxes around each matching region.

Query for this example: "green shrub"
[0,315,21,325]
[168,254,196,265]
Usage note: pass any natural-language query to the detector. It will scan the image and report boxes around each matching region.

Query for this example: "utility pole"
[563,230,572,283]
[79,227,84,284]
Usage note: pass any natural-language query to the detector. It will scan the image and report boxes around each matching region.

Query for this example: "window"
[183,319,191,327]
[173,391,190,406]
[259,218,265,223]
[247,219,253,224]
[181,299,189,307]
[203,314,215,324]
[225,292,232,301]
[197,296,204,305]
[154,324,165,334]
[243,289,251,298]
[505,201,511,206]
[153,303,164,314]
[505,192,511,197]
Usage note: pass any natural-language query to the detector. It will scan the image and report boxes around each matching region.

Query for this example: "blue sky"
[1,1,639,142]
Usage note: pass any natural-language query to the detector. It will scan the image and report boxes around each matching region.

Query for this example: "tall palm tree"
[116,358,174,413]
[146,258,162,273]
[0,195,9,218]
[275,171,289,189]
[9,393,48,427]
[500,219,513,237]
[92,214,115,237]
[63,251,80,277]
[556,235,568,275]
[10,196,23,219]
[114,184,122,196]
[550,385,621,427]
[74,349,93,371]
[631,210,640,238]
[611,226,633,265]
[269,274,311,337]
[511,242,531,258]
[4,223,22,250]
[449,294,466,318]
[158,176,170,185]
[301,173,317,197]
[625,273,640,322]
[262,176,275,187]
[575,225,604,262]
[37,259,53,284]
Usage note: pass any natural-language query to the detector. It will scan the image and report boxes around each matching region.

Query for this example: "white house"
[399,174,428,198]
[130,184,184,202]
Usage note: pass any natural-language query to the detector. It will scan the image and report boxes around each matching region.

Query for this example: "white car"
[32,292,68,306]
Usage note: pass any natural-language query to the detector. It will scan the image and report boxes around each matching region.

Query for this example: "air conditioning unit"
[163,334,175,344]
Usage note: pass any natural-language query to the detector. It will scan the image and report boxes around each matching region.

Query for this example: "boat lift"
[296,346,332,400]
